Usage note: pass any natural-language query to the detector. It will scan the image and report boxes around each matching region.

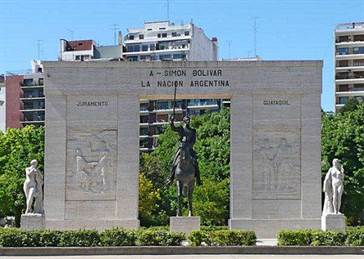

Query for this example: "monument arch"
[43,61,322,237]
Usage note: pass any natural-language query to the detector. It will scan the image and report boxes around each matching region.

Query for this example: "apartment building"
[59,33,123,61]
[124,21,218,61]
[335,22,364,111]
[0,75,5,131]
[5,60,44,128]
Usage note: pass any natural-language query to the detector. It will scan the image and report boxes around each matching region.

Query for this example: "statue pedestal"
[170,216,200,234]
[21,213,45,230]
[321,213,345,232]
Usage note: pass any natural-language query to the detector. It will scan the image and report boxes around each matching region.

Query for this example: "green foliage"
[277,229,313,246]
[0,228,61,247]
[321,104,364,224]
[99,228,136,246]
[277,228,364,246]
[139,109,230,226]
[189,230,256,246]
[339,98,360,114]
[193,178,229,226]
[311,231,346,246]
[136,229,185,246]
[138,174,163,226]
[59,230,100,247]
[0,126,44,224]
[346,226,364,246]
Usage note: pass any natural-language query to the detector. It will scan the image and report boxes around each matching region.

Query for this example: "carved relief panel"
[66,129,117,201]
[253,126,301,200]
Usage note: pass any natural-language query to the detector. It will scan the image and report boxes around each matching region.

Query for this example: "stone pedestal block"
[21,214,45,230]
[321,214,345,232]
[170,216,200,234]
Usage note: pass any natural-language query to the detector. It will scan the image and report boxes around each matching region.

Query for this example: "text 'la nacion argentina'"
[141,69,230,88]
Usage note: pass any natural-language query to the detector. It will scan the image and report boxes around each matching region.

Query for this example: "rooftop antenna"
[227,40,232,59]
[166,0,170,20]
[253,16,258,58]
[66,28,74,40]
[36,40,43,60]
[111,24,120,45]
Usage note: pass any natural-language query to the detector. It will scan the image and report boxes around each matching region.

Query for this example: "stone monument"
[169,113,201,234]
[43,61,322,237]
[321,158,345,232]
[21,159,45,230]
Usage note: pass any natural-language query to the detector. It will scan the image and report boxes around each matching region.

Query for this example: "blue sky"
[1,0,363,111]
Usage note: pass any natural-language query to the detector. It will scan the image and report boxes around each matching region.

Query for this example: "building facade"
[59,36,123,61]
[124,21,218,62]
[0,75,5,131]
[335,22,364,111]
[5,61,44,129]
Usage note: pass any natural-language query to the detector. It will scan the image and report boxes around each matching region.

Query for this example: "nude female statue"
[23,160,43,214]
[322,159,344,215]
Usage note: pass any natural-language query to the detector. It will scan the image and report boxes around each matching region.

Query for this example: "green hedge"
[277,227,364,246]
[0,227,184,247]
[189,230,256,246]
[137,229,185,246]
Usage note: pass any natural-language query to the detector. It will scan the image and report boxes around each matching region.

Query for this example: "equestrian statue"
[168,85,202,217]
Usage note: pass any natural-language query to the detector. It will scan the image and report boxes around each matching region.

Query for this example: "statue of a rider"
[169,115,202,186]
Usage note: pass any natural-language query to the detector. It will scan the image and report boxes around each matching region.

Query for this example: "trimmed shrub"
[346,226,364,246]
[0,228,24,247]
[277,229,313,246]
[59,230,100,247]
[311,231,346,246]
[100,228,136,246]
[137,229,185,246]
[189,230,256,246]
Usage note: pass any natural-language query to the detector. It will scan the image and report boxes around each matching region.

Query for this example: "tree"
[0,126,44,226]
[321,104,364,225]
[139,109,231,226]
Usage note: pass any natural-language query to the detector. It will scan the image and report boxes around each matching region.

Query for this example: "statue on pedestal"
[169,114,202,217]
[322,158,345,215]
[23,160,44,214]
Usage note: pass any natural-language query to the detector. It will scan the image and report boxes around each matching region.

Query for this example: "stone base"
[45,219,139,230]
[229,218,321,238]
[321,214,345,232]
[21,214,45,230]
[170,216,200,234]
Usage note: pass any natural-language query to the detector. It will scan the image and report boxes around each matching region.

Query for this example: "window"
[172,32,177,37]
[142,45,148,51]
[159,27,166,30]
[127,44,140,52]
[139,34,144,39]
[353,59,364,66]
[353,47,364,54]
[127,56,138,61]
[162,33,167,38]
[184,31,190,36]
[337,48,349,55]
[75,55,81,60]
[338,96,349,104]
[159,54,171,60]
[140,127,149,136]
[128,35,134,40]
[172,53,186,60]
[337,85,349,92]
[140,115,149,123]
[337,60,348,67]
[157,33,161,38]
[150,44,156,51]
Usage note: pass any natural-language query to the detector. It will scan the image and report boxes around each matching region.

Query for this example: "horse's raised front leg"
[176,180,183,216]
